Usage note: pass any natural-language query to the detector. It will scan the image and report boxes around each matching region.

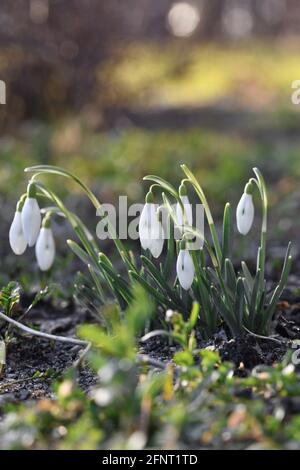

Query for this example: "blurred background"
[1,0,300,285]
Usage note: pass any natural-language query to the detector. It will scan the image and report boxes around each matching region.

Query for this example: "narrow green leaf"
[141,256,184,309]
[222,203,231,268]
[224,258,237,293]
[143,175,178,199]
[248,269,261,329]
[262,249,292,331]
[211,285,239,336]
[188,302,200,331]
[67,239,94,267]
[234,277,245,328]
[129,270,176,310]
[241,261,254,291]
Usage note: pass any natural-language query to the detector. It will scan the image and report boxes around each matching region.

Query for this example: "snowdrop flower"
[139,192,164,258]
[176,242,195,290]
[35,215,55,271]
[21,183,41,247]
[149,213,165,258]
[9,197,27,255]
[236,182,254,236]
[139,202,156,251]
[176,183,193,230]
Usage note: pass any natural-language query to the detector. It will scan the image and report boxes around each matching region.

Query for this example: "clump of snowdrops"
[9,164,292,338]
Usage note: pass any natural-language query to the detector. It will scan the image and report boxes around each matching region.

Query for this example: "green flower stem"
[160,191,217,271]
[36,183,127,306]
[41,198,113,306]
[163,215,175,280]
[35,183,100,267]
[251,167,268,284]
[180,166,234,308]
[181,165,222,268]
[26,165,136,272]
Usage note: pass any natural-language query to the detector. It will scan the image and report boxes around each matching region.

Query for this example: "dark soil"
[0,300,97,405]
[140,329,290,373]
[1,284,300,404]
[141,285,300,373]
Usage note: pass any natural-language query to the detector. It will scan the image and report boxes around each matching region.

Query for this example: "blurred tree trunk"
[0,0,123,123]
[200,0,225,38]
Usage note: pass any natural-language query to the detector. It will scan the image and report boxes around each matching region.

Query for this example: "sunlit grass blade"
[143,175,178,199]
[222,203,231,269]
[241,261,254,291]
[129,270,177,310]
[211,285,238,336]
[67,239,96,268]
[141,256,185,309]
[224,258,237,293]
[248,269,261,330]
[262,243,292,332]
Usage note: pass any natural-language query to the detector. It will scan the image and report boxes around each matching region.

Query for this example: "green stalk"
[25,165,136,272]
[35,183,100,267]
[251,168,268,286]
[180,165,234,310]
[180,164,222,267]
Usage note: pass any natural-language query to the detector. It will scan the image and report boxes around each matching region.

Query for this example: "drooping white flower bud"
[9,197,27,255]
[139,202,156,251]
[176,183,193,231]
[149,212,165,259]
[236,183,254,236]
[176,242,195,290]
[35,216,55,271]
[139,191,164,257]
[21,183,41,247]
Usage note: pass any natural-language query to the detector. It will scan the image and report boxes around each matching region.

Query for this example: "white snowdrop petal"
[236,193,254,235]
[139,203,157,251]
[21,197,42,247]
[35,228,55,271]
[9,211,27,255]
[139,203,150,250]
[176,249,195,290]
[149,220,165,258]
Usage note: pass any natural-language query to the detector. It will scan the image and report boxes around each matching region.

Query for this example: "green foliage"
[3,121,300,212]
[0,282,21,317]
[142,303,199,366]
[0,285,298,450]
[79,285,153,362]
[21,163,291,338]
[1,332,300,449]
[148,166,291,336]
[0,282,21,375]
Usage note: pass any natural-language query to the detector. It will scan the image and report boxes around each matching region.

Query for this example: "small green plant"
[142,303,200,367]
[79,285,154,362]
[0,282,21,319]
[0,282,21,374]
[0,281,90,369]
[2,312,300,450]
[9,164,292,338]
